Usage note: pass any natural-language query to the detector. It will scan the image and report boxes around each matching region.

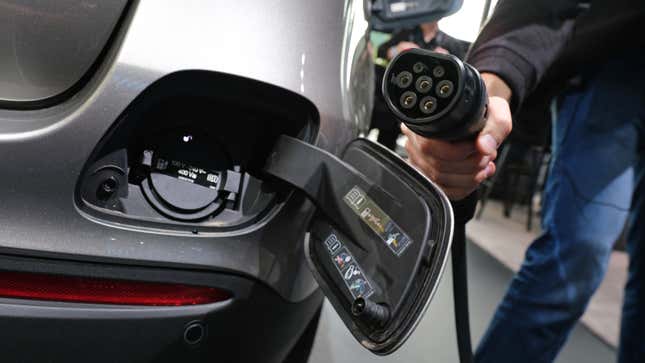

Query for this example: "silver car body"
[0,0,373,361]
[0,0,371,300]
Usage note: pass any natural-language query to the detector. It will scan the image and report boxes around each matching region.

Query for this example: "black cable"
[450,193,478,363]
[452,223,474,363]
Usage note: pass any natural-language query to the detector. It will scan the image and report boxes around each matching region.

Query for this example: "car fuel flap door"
[264,135,453,355]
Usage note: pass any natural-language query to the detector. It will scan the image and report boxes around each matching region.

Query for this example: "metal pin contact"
[420,96,438,114]
[399,91,417,109]
[396,71,413,88]
[415,76,433,93]
[436,80,454,98]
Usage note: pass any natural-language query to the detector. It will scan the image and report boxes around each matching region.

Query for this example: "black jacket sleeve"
[436,32,471,60]
[467,0,589,112]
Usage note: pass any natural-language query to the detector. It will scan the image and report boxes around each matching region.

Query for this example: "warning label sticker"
[152,155,222,190]
[343,186,413,257]
[324,233,374,299]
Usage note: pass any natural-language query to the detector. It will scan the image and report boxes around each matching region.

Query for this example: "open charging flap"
[264,135,453,355]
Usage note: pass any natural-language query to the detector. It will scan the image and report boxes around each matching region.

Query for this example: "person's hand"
[387,41,420,60]
[402,73,513,200]
[433,46,449,55]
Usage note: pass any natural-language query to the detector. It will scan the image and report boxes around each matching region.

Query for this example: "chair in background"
[476,101,552,231]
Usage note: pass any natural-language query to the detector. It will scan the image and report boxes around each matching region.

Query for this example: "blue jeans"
[475,50,645,363]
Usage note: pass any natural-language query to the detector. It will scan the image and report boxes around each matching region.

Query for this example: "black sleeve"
[437,32,471,60]
[467,0,589,112]
[451,39,471,61]
[377,29,413,59]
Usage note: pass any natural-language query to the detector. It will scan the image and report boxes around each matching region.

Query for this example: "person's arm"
[377,29,419,60]
[377,31,406,59]
[468,0,589,112]
[435,31,471,60]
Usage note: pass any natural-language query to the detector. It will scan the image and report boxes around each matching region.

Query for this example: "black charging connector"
[382,49,488,363]
[351,297,390,329]
[382,48,487,141]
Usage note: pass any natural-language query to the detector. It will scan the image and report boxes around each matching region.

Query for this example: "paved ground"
[308,242,616,363]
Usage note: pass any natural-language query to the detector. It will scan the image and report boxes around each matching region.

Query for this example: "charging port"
[76,70,318,233]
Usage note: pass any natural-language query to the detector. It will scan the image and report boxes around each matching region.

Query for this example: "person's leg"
[618,94,645,363]
[475,55,642,363]
[619,156,645,363]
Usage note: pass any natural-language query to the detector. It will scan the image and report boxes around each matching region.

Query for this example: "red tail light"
[0,271,230,306]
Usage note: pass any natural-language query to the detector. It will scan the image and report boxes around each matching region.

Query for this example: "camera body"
[382,49,487,141]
